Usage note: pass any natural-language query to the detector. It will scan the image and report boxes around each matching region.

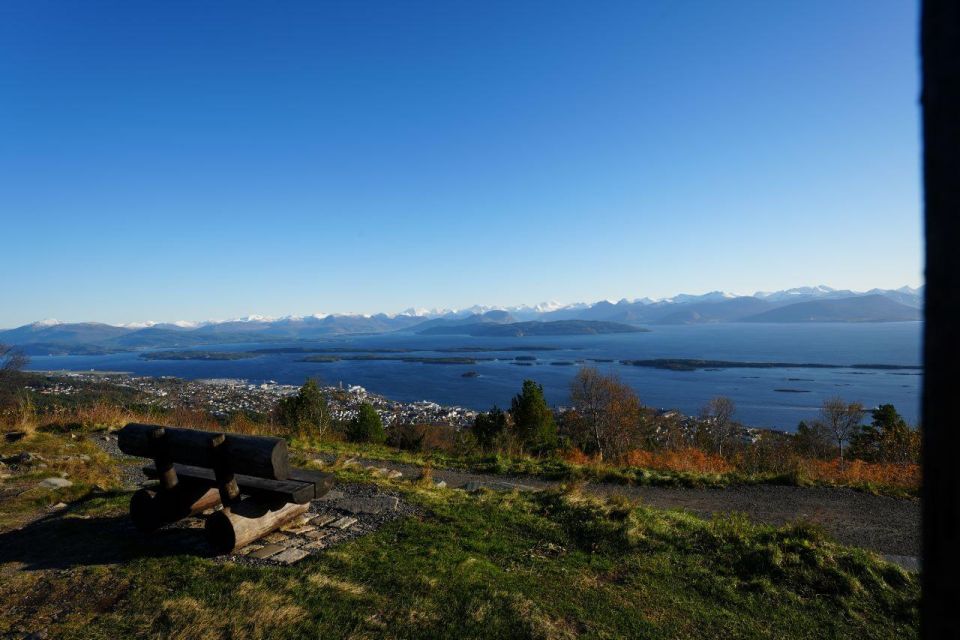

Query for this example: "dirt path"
[315,453,920,561]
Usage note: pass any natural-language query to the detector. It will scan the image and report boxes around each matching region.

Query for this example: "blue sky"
[0,1,921,327]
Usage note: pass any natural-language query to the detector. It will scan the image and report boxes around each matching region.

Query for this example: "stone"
[334,495,399,515]
[39,477,73,490]
[272,548,310,564]
[330,516,357,530]
[237,544,264,556]
[263,532,290,544]
[315,489,345,502]
[302,539,328,551]
[433,480,447,489]
[309,514,337,527]
[386,470,403,479]
[48,502,68,511]
[286,525,317,536]
[305,529,331,540]
[248,544,286,559]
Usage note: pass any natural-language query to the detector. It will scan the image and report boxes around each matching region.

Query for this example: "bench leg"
[130,485,222,532]
[205,499,309,553]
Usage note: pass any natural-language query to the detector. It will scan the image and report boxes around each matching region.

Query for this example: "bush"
[345,403,386,444]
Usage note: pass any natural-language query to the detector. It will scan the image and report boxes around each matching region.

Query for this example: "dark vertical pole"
[147,427,178,491]
[921,1,960,637]
[210,433,241,510]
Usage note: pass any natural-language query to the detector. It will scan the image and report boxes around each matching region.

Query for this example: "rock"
[285,525,317,536]
[262,532,290,544]
[309,514,337,527]
[48,502,68,511]
[3,431,26,443]
[316,489,345,502]
[330,516,357,530]
[237,544,264,556]
[248,544,285,559]
[304,529,331,540]
[7,451,44,466]
[334,495,399,515]
[463,481,483,492]
[39,477,73,490]
[433,480,447,489]
[272,548,310,564]
[386,470,403,479]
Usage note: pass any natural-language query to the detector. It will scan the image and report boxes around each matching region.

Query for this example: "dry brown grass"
[796,458,920,493]
[155,582,305,640]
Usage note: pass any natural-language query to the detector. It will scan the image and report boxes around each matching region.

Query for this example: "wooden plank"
[119,423,290,480]
[287,468,335,499]
[143,463,315,504]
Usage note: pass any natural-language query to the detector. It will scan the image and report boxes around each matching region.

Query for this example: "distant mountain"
[741,295,921,323]
[419,320,648,337]
[0,285,923,354]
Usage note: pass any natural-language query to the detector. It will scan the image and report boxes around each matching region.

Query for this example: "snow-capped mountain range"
[1,285,923,354]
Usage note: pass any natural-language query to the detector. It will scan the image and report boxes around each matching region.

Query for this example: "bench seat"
[144,463,334,504]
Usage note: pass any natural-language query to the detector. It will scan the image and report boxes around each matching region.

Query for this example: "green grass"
[0,467,917,639]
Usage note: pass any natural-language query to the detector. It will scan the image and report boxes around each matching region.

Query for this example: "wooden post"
[147,427,178,491]
[210,433,241,510]
[205,498,309,553]
[130,485,221,532]
[921,1,960,636]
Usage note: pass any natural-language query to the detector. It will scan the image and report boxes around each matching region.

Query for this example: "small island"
[140,351,257,361]
[419,320,649,337]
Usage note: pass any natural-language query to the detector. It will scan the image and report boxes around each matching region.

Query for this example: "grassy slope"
[0,443,918,640]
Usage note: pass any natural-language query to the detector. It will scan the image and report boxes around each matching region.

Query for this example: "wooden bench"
[117,423,333,552]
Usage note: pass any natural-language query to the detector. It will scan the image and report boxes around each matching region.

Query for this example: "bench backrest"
[117,423,289,480]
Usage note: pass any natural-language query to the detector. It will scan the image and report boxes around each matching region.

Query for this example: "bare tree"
[699,396,737,456]
[569,367,644,461]
[0,343,28,375]
[817,397,865,461]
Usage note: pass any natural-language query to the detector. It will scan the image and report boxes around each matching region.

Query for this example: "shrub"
[345,403,386,444]
[625,447,733,475]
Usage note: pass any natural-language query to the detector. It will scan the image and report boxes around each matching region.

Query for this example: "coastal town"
[24,371,480,429]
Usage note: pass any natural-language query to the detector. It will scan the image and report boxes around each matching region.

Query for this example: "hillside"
[742,295,921,323]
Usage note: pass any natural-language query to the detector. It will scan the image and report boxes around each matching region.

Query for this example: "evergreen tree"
[849,404,919,463]
[509,380,557,453]
[473,406,507,450]
[346,402,386,443]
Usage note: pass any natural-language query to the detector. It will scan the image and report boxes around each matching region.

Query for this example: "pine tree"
[509,380,557,454]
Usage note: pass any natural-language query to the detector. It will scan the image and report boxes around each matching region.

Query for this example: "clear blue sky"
[0,1,922,327]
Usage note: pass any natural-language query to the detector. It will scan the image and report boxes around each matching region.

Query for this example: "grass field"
[0,432,918,639]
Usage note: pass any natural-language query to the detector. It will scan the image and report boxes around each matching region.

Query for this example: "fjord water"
[26,322,921,430]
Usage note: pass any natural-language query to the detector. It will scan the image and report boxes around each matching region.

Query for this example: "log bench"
[117,423,333,553]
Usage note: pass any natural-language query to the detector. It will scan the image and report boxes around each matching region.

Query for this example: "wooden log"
[143,463,319,504]
[118,423,290,480]
[129,485,221,532]
[148,427,178,491]
[210,433,241,509]
[205,498,309,552]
